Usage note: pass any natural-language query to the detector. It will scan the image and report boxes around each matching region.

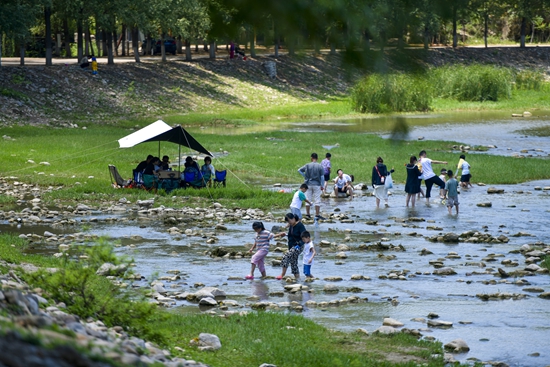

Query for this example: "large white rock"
[199,297,217,306]
[383,318,404,327]
[198,333,221,350]
[444,339,470,352]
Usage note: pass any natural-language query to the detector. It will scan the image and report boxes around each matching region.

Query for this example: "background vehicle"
[141,38,177,55]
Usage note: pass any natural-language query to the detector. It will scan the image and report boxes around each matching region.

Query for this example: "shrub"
[351,73,432,113]
[24,241,164,343]
[430,64,513,102]
[514,69,546,91]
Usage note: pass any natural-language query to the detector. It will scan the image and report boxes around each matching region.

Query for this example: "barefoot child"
[439,168,447,201]
[457,154,473,189]
[301,231,316,278]
[445,170,459,215]
[290,184,312,221]
[246,222,274,279]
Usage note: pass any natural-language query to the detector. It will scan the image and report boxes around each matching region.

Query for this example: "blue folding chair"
[213,170,227,188]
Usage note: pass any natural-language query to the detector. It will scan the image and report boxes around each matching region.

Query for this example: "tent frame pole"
[158,141,160,158]
[178,145,181,172]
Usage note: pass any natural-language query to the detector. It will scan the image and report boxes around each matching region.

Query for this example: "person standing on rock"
[298,153,325,220]
[419,150,447,204]
[246,221,274,279]
[275,213,307,280]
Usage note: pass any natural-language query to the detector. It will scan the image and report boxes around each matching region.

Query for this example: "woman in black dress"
[405,156,422,207]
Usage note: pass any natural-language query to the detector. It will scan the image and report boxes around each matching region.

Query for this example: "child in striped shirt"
[245,221,274,279]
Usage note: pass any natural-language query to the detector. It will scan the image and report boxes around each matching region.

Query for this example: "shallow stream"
[4,111,550,366]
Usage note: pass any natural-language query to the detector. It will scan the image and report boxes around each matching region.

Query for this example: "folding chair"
[213,170,227,188]
[182,171,199,188]
[109,165,132,188]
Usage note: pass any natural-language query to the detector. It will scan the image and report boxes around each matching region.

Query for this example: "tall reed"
[430,64,513,102]
[350,73,432,113]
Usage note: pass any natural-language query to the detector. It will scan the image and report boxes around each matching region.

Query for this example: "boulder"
[197,333,221,351]
[323,284,339,293]
[433,267,457,276]
[199,297,217,306]
[444,339,470,352]
[427,320,453,328]
[477,202,492,208]
[383,318,404,327]
[442,233,459,243]
[487,187,505,194]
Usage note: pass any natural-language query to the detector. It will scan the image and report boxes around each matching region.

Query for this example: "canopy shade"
[118,120,211,157]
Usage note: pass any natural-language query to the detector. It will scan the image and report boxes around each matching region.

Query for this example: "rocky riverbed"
[2,173,550,366]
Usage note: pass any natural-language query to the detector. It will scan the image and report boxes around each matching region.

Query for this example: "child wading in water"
[290,183,312,221]
[445,170,459,215]
[246,221,274,279]
[301,231,316,278]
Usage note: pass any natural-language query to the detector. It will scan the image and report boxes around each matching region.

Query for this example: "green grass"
[163,99,354,126]
[160,312,444,367]
[1,124,549,211]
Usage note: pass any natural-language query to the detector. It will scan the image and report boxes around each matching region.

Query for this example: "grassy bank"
[1,123,549,211]
[0,234,446,366]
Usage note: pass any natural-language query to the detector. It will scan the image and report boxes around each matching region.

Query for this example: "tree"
[0,0,42,66]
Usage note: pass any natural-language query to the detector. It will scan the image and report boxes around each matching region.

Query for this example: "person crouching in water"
[246,221,274,279]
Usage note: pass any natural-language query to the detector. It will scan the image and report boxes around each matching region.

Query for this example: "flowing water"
[4,111,550,366]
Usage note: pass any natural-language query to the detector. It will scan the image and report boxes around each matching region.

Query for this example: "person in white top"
[457,154,473,189]
[333,169,353,198]
[418,150,447,204]
[301,231,316,278]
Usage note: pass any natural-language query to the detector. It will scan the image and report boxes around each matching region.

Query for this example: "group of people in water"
[244,150,473,280]
[134,154,215,189]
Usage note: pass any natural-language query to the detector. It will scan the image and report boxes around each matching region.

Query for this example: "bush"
[514,69,546,91]
[24,241,164,343]
[430,64,513,102]
[351,73,432,113]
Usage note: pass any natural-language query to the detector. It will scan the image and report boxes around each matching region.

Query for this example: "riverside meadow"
[1,62,550,367]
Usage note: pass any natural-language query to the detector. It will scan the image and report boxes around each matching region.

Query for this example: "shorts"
[324,173,330,182]
[461,174,471,183]
[306,185,322,207]
[337,187,347,193]
[447,196,459,207]
[290,207,302,220]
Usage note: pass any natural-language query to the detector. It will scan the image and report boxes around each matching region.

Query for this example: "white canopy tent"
[117,120,172,148]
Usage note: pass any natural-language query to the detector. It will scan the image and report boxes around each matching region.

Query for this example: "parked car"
[141,38,177,55]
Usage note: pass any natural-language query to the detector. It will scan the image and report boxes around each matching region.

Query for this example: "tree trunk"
[176,36,182,54]
[121,25,126,56]
[132,26,140,62]
[330,43,336,55]
[364,29,370,51]
[0,38,3,67]
[274,23,279,58]
[484,13,488,48]
[161,33,167,62]
[424,25,429,49]
[452,7,458,48]
[288,36,295,56]
[63,19,72,57]
[77,19,83,60]
[102,30,107,57]
[462,21,466,44]
[96,29,101,56]
[84,27,89,55]
[45,7,52,65]
[249,27,256,57]
[56,34,61,57]
[106,31,114,64]
[185,39,192,60]
[530,20,535,43]
[112,30,118,56]
[19,42,25,66]
[87,28,95,56]
[209,41,216,59]
[520,17,526,47]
